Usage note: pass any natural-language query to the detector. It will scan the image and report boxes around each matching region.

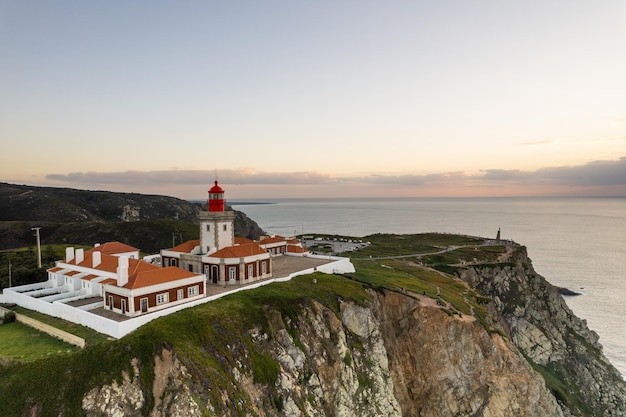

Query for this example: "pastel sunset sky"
[1,1,626,199]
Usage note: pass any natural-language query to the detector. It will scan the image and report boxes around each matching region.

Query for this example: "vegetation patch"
[528,360,592,416]
[0,322,79,363]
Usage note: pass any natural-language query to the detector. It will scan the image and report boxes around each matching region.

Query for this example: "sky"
[1,1,626,199]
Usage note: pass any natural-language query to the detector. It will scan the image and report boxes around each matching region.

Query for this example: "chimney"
[94,243,100,248]
[65,247,75,263]
[75,248,84,264]
[92,251,101,268]
[117,256,129,287]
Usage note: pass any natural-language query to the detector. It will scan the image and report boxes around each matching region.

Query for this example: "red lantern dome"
[208,181,225,212]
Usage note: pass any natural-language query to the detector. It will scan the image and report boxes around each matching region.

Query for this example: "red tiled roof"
[209,242,267,259]
[48,267,63,273]
[260,236,287,245]
[169,239,200,253]
[65,270,81,276]
[74,253,159,278]
[287,245,308,253]
[100,278,117,285]
[81,274,99,281]
[86,242,139,255]
[234,237,254,245]
[74,252,123,273]
[124,267,200,289]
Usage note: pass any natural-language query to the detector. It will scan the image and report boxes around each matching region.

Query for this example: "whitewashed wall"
[2,257,355,339]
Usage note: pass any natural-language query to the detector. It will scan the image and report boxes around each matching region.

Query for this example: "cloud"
[482,157,626,187]
[44,157,626,196]
[46,169,337,186]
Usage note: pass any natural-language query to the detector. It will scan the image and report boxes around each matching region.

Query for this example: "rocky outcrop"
[82,352,202,417]
[458,247,626,416]
[374,291,565,417]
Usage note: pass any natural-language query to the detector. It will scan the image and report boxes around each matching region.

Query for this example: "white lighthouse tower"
[199,180,235,255]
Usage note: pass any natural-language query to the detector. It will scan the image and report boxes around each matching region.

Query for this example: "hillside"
[0,182,264,252]
[0,234,624,417]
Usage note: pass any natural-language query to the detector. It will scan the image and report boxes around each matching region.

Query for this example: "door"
[212,265,218,283]
[140,298,148,313]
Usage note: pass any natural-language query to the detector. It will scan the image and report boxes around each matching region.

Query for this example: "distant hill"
[0,182,264,252]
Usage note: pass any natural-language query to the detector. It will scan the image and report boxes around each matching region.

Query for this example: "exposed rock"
[82,352,201,417]
[82,358,145,417]
[458,247,626,416]
[555,286,582,296]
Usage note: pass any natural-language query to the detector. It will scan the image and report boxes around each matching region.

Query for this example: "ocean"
[230,197,626,377]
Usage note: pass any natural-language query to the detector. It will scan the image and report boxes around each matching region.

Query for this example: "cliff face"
[458,247,626,416]
[84,294,572,416]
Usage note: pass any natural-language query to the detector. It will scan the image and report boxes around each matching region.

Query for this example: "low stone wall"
[0,306,85,348]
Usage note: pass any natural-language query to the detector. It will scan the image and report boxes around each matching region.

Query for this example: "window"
[262,262,267,274]
[229,267,237,281]
[206,245,210,252]
[156,293,169,305]
[248,264,254,278]
[188,285,199,296]
[164,258,170,267]
[206,224,210,231]
[204,265,209,276]
[171,259,177,267]
[223,224,227,231]
[177,289,184,300]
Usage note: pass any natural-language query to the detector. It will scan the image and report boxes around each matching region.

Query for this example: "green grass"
[0,322,79,363]
[353,233,485,258]
[351,258,489,326]
[9,306,110,346]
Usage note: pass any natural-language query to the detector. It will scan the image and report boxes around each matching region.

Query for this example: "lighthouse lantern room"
[208,180,225,212]
[200,180,235,255]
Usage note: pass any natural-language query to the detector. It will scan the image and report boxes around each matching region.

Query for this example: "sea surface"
[230,197,626,377]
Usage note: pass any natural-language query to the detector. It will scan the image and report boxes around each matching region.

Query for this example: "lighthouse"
[199,180,235,255]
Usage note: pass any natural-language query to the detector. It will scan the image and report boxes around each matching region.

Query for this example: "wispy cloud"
[520,140,552,146]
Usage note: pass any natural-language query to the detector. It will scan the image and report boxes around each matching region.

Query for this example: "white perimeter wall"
[2,256,354,339]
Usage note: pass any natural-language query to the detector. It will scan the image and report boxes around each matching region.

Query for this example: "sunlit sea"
[230,197,626,377]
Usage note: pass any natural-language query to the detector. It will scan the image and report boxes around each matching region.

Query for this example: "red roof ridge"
[209,242,267,258]
[170,239,201,253]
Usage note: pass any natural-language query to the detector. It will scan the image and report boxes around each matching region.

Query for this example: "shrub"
[2,311,16,324]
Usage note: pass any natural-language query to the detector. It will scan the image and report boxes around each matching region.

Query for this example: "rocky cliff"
[82,291,568,417]
[458,247,626,416]
[79,249,625,416]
